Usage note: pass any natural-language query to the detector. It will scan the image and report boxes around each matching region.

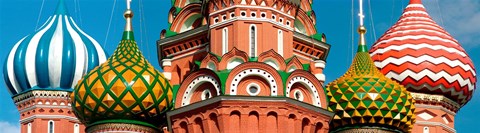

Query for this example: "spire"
[123,0,134,40]
[410,0,422,4]
[54,0,69,15]
[357,0,367,52]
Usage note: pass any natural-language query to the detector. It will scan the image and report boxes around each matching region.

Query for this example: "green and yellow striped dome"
[326,27,415,133]
[71,9,173,129]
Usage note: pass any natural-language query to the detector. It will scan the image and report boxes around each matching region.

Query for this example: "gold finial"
[357,0,368,52]
[124,0,133,32]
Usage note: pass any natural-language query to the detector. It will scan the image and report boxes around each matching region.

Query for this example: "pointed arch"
[200,53,220,71]
[219,48,249,70]
[258,49,287,71]
[286,56,303,72]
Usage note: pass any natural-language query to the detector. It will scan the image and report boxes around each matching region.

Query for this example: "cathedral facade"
[3,0,476,133]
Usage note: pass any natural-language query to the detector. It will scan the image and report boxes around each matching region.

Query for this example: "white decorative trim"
[414,104,457,116]
[19,105,74,113]
[162,59,172,67]
[314,60,326,69]
[230,68,278,96]
[416,121,456,133]
[20,115,80,124]
[182,75,220,106]
[286,77,321,107]
[163,72,172,80]
[210,17,294,31]
[314,74,325,81]
[210,5,294,19]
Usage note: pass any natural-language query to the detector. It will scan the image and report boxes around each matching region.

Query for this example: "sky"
[0,0,479,132]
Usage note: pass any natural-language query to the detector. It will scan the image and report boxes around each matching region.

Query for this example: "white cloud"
[0,121,20,133]
[423,0,480,48]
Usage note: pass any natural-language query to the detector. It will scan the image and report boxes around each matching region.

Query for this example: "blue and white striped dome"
[3,0,107,96]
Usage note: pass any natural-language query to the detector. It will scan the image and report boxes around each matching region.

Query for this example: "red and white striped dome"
[369,0,476,106]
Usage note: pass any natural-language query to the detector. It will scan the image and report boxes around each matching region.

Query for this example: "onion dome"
[71,6,174,129]
[326,26,415,133]
[369,0,476,106]
[3,0,107,96]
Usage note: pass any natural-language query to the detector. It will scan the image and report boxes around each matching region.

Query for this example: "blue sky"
[0,0,479,132]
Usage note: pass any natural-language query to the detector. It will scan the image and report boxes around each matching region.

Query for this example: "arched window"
[222,27,229,54]
[249,25,257,57]
[278,30,283,56]
[48,120,54,133]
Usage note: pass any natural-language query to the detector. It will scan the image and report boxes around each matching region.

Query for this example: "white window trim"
[246,83,261,96]
[293,90,304,101]
[251,12,257,18]
[201,89,212,100]
[423,126,429,133]
[48,120,54,133]
[28,123,32,133]
[222,27,229,54]
[240,11,247,17]
[249,24,258,57]
[230,12,236,18]
[260,12,267,18]
[278,30,283,56]
[74,124,80,133]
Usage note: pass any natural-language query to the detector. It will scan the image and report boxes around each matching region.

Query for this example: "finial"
[123,0,134,40]
[127,0,132,9]
[357,0,367,52]
[358,0,365,26]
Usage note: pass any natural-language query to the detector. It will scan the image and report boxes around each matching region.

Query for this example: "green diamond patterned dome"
[71,9,173,129]
[326,27,415,133]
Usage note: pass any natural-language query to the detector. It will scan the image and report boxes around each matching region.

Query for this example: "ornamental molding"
[415,121,456,133]
[19,105,73,113]
[20,115,79,124]
[13,90,70,103]
[209,5,295,19]
[286,76,321,107]
[410,92,460,112]
[87,123,158,133]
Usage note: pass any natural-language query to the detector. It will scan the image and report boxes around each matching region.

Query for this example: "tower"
[158,0,332,132]
[325,1,415,132]
[369,0,477,132]
[3,0,107,133]
[71,1,174,132]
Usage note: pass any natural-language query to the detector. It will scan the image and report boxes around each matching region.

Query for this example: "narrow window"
[278,30,283,56]
[222,27,228,54]
[423,127,429,133]
[250,25,257,57]
[74,124,80,133]
[27,123,32,133]
[48,120,54,133]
